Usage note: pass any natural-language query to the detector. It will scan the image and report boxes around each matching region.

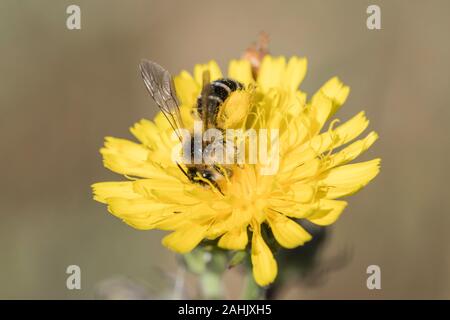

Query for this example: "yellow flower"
[92,55,380,286]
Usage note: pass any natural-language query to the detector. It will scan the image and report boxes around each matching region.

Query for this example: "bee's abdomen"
[197,78,243,124]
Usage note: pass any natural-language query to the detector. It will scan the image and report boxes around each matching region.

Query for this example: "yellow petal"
[101,137,149,161]
[311,76,350,121]
[218,225,248,250]
[123,203,215,231]
[92,181,140,203]
[267,211,312,248]
[306,199,347,226]
[173,70,200,106]
[106,197,173,216]
[268,199,317,219]
[180,104,195,129]
[280,158,321,182]
[154,111,173,130]
[194,60,223,85]
[146,213,189,230]
[282,56,307,91]
[207,207,252,241]
[228,59,253,86]
[326,131,378,169]
[303,111,370,155]
[101,154,162,179]
[320,159,381,199]
[285,91,307,117]
[130,119,160,148]
[251,224,277,286]
[100,136,165,178]
[204,212,232,240]
[123,211,187,230]
[162,224,208,253]
[132,178,196,203]
[290,183,316,203]
[257,55,286,92]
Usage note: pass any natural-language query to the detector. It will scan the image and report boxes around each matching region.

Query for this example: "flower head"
[92,55,380,286]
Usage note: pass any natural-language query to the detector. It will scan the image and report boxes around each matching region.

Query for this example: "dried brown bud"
[242,32,270,79]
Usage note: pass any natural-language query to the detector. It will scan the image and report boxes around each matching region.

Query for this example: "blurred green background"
[1,0,449,299]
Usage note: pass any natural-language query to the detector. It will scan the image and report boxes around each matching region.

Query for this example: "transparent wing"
[139,60,184,140]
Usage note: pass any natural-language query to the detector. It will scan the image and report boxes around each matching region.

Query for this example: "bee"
[197,77,244,128]
[139,60,245,194]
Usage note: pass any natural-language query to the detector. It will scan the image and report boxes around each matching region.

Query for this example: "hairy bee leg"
[193,173,224,196]
[212,180,225,196]
[213,164,232,184]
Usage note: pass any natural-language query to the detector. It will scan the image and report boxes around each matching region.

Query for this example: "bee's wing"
[139,60,184,140]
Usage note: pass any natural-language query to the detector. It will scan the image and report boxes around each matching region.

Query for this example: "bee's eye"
[202,171,213,179]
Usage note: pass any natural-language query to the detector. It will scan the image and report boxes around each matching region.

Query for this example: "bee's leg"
[211,180,225,196]
[193,172,225,196]
[213,164,232,183]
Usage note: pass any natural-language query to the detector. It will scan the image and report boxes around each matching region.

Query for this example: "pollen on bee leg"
[217,91,251,129]
[193,172,223,196]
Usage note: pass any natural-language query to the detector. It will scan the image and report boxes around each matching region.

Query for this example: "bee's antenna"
[176,163,190,180]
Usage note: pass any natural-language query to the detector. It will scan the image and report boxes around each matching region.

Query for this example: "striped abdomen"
[197,78,243,126]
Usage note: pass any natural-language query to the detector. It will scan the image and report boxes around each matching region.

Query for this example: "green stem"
[184,249,227,299]
[242,271,263,300]
[199,270,224,299]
